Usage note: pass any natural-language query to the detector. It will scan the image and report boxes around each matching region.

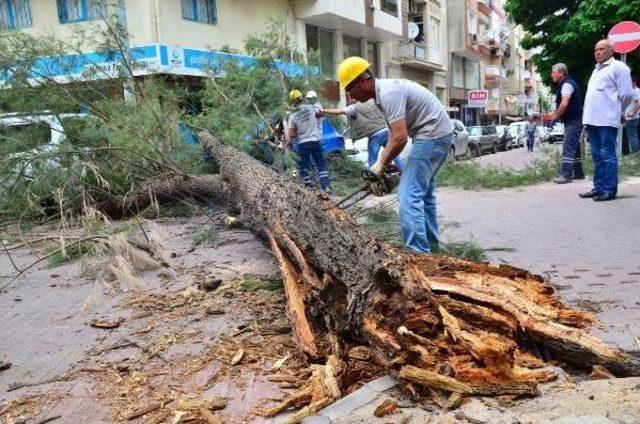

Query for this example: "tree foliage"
[505,0,640,89]
[0,18,206,223]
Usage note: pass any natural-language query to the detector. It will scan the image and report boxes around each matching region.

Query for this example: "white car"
[508,122,527,147]
[548,122,565,143]
[0,112,88,180]
[345,119,469,165]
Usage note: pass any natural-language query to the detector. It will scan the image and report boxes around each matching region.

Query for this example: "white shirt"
[375,79,453,140]
[561,83,574,97]
[583,58,635,128]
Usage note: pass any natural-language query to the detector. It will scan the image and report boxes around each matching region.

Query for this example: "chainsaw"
[336,165,402,210]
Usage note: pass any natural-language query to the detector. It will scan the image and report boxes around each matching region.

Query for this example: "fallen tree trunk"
[102,131,640,417]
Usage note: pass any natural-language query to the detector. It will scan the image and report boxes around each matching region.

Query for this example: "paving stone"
[548,415,617,424]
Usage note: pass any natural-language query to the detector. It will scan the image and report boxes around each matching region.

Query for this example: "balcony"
[477,0,491,18]
[292,0,402,39]
[477,43,492,59]
[485,65,505,85]
[393,42,445,71]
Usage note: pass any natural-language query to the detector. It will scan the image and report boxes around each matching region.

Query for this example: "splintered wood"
[134,131,639,420]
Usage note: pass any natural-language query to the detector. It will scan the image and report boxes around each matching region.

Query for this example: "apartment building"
[0,0,405,103]
[446,0,484,126]
[386,0,448,106]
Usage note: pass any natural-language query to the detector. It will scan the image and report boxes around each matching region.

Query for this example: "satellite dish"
[408,22,420,40]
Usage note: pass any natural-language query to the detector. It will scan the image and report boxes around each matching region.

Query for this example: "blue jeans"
[368,129,404,169]
[587,125,618,196]
[625,118,639,153]
[561,120,585,179]
[297,139,330,189]
[526,134,535,151]
[398,133,453,253]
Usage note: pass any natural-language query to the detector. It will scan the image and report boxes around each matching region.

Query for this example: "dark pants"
[587,125,618,196]
[297,139,330,189]
[526,134,535,151]
[561,120,585,179]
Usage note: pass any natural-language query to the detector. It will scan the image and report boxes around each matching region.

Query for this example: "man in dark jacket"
[551,63,585,184]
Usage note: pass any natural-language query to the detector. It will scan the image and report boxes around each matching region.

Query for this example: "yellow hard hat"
[338,57,371,90]
[289,89,303,102]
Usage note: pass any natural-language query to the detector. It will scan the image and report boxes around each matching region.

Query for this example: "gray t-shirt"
[288,104,321,143]
[626,87,640,119]
[375,79,453,140]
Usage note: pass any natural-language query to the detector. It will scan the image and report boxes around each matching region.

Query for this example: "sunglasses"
[345,74,369,95]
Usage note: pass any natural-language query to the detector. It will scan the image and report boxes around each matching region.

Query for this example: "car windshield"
[496,126,505,136]
[469,127,482,137]
[0,122,52,156]
[508,126,519,136]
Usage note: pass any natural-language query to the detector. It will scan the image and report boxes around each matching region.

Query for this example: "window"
[306,24,334,76]
[57,0,106,23]
[0,0,32,29]
[343,35,360,59]
[181,0,217,24]
[381,0,398,16]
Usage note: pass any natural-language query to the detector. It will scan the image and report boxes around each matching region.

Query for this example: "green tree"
[505,0,640,90]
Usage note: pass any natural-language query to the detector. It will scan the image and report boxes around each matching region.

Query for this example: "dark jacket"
[555,76,583,123]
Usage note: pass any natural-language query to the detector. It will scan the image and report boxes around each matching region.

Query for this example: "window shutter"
[57,0,68,23]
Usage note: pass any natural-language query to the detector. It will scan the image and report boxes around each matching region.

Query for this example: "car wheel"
[474,144,482,157]
[491,142,497,154]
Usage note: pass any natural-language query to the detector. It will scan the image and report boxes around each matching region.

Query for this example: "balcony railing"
[393,42,443,70]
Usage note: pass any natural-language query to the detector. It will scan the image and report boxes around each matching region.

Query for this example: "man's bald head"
[594,39,615,64]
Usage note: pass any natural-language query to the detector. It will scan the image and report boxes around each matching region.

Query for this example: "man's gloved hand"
[370,160,384,176]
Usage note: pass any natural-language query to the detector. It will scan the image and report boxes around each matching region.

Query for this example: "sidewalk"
[438,177,640,350]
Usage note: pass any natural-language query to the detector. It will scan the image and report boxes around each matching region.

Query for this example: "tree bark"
[96,130,640,415]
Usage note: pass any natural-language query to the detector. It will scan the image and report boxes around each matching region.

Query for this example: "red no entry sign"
[609,21,640,54]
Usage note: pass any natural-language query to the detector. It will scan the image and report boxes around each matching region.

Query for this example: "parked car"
[468,125,501,156]
[548,122,565,143]
[536,125,549,144]
[508,122,527,147]
[0,112,88,181]
[496,125,514,151]
[450,119,470,159]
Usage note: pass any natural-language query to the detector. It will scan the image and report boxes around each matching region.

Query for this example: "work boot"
[593,193,616,202]
[579,189,600,198]
[573,174,586,180]
[553,176,572,184]
[323,187,332,194]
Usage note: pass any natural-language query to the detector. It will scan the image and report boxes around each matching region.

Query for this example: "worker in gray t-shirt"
[323,98,403,169]
[287,89,331,191]
[337,56,454,253]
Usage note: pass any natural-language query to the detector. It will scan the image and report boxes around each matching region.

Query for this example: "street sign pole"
[617,53,627,156]
[609,21,640,157]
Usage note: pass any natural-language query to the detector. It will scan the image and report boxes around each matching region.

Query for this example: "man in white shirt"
[581,39,634,201]
[337,57,454,253]
[624,74,640,153]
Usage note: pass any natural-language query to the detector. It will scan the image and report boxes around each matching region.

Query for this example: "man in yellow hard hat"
[287,89,331,192]
[337,56,454,253]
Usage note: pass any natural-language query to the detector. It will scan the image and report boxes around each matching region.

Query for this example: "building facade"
[1,0,544,117]
[1,0,405,102]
